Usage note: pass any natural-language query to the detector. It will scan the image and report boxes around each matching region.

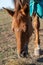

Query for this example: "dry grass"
[0,10,43,65]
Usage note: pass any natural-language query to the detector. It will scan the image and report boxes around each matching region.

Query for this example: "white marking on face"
[15,28,20,32]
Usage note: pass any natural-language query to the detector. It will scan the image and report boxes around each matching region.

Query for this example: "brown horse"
[12,4,33,57]
[13,0,40,56]
[3,0,40,57]
[3,3,33,57]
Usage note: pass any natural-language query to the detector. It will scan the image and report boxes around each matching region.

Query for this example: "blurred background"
[0,0,14,9]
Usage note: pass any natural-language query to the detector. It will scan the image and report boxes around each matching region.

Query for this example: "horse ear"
[3,7,15,17]
[23,3,29,15]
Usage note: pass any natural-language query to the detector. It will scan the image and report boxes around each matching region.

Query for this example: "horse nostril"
[12,28,14,32]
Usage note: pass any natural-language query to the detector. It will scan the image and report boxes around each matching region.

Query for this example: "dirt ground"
[0,10,43,65]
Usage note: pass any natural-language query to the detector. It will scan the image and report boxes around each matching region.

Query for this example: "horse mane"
[22,3,29,15]
[14,3,29,24]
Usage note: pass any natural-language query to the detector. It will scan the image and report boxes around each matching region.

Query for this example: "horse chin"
[17,52,28,58]
[17,51,28,58]
[21,51,28,58]
[20,43,28,58]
